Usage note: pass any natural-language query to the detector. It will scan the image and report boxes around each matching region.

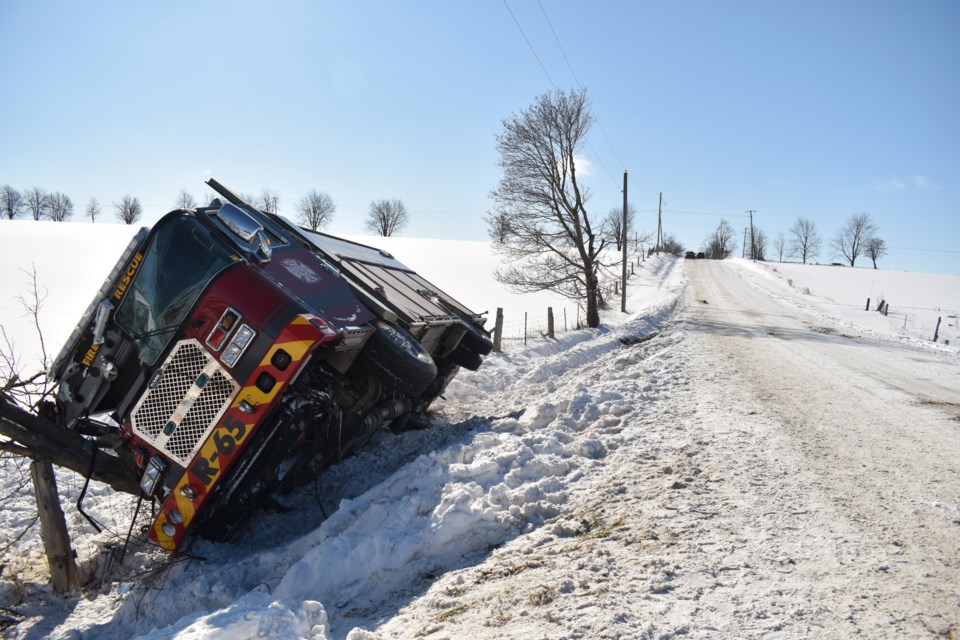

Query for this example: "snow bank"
[728,258,960,351]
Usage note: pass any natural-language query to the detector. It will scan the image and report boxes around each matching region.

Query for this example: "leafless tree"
[114,195,143,225]
[297,190,336,231]
[704,219,737,259]
[85,197,101,222]
[485,210,512,244]
[24,187,48,221]
[789,217,820,264]
[1,185,26,220]
[752,228,769,261]
[0,267,137,492]
[175,189,196,210]
[258,189,281,215]
[603,204,636,251]
[489,88,606,328]
[865,236,887,269]
[365,198,409,237]
[774,232,787,262]
[832,212,877,267]
[660,234,684,257]
[44,192,73,222]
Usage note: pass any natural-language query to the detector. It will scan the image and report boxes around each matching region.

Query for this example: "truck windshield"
[115,215,240,365]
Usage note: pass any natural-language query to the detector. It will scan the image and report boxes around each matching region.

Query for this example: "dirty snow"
[1,221,958,639]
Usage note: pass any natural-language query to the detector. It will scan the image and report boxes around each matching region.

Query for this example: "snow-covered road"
[368,259,960,638]
[668,260,960,636]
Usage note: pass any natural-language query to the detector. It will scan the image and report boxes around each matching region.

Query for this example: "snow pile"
[728,258,960,349]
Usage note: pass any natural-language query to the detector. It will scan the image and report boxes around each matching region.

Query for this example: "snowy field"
[1,220,958,639]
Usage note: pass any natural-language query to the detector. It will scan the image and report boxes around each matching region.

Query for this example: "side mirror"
[216,203,271,262]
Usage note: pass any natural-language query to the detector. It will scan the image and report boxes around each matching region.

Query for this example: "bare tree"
[753,228,769,261]
[660,234,684,257]
[113,195,143,225]
[832,212,877,267]
[865,236,887,269]
[1,185,26,220]
[258,189,280,214]
[297,190,336,231]
[175,189,196,210]
[704,219,737,259]
[44,192,73,222]
[603,204,636,251]
[365,198,409,237]
[489,88,606,328]
[789,218,820,264]
[485,210,512,244]
[774,232,787,262]
[0,267,138,492]
[24,187,48,221]
[85,197,101,222]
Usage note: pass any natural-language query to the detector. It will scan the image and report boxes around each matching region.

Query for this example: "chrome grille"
[131,340,238,466]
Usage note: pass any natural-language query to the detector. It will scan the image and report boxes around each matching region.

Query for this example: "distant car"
[685,251,696,259]
[697,252,706,259]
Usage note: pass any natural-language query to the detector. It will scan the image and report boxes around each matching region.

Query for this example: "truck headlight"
[221,324,256,367]
[140,456,167,497]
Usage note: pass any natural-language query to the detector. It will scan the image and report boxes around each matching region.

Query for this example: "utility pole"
[742,227,748,259]
[746,210,756,259]
[621,171,627,313]
[656,192,663,254]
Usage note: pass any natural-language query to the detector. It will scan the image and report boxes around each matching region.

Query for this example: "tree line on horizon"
[0,184,411,237]
[702,212,888,268]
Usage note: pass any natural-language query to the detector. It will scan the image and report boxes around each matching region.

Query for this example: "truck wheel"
[448,344,483,371]
[355,321,437,397]
[459,322,494,356]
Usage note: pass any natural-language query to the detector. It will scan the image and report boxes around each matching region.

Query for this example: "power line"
[502,0,555,88]
[536,0,581,87]
[502,0,621,190]
[536,0,631,191]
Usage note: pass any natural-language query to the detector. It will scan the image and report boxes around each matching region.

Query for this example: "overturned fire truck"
[50,179,492,552]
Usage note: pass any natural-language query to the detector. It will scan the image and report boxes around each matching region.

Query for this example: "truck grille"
[130,339,239,467]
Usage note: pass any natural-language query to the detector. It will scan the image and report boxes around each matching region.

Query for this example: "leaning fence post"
[547,307,555,339]
[933,316,941,342]
[31,459,79,594]
[493,307,503,352]
[865,298,870,311]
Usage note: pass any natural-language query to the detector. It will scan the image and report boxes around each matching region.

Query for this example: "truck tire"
[459,322,494,356]
[354,321,437,397]
[448,344,483,371]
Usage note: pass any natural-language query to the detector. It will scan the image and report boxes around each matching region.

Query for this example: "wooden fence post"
[493,307,503,352]
[865,298,870,311]
[31,459,79,594]
[933,316,941,342]
[547,307,555,339]
[524,312,528,346]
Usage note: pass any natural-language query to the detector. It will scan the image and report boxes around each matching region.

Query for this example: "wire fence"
[490,253,648,353]
[496,307,582,351]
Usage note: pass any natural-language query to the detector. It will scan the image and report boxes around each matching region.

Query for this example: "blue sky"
[2,1,958,274]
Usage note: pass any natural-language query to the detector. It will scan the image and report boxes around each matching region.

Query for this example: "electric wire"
[501,0,555,88]
[501,0,621,190]
[537,0,628,173]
